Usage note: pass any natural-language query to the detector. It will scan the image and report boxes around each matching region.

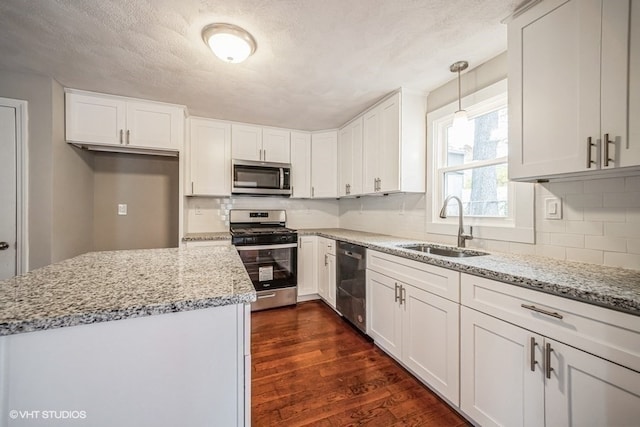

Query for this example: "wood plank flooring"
[251,300,469,426]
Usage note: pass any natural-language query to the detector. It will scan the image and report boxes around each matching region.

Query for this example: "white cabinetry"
[65,90,184,155]
[460,274,640,426]
[231,124,290,163]
[366,250,460,405]
[290,131,312,198]
[186,118,231,196]
[297,236,318,298]
[338,117,363,197]
[508,0,640,180]
[311,131,338,198]
[362,90,425,194]
[317,237,336,308]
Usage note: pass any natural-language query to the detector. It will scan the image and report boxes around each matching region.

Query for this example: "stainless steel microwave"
[232,159,292,196]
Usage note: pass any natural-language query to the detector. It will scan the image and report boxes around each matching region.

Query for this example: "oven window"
[237,247,296,290]
[234,166,280,189]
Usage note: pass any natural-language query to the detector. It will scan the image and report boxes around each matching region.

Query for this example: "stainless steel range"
[230,210,297,311]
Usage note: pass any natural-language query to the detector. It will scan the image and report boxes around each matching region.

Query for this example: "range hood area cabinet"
[231,123,291,163]
[339,89,426,197]
[186,117,231,196]
[65,89,185,156]
[508,0,640,181]
[310,131,339,198]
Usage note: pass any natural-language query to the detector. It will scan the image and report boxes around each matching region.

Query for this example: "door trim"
[0,97,29,274]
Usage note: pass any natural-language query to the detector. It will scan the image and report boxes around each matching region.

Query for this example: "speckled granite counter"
[182,232,231,242]
[299,228,640,315]
[0,246,255,336]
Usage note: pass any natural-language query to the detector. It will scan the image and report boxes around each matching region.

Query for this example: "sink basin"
[400,244,488,258]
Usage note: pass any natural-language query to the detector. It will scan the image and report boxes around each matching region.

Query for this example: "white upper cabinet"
[508,0,639,180]
[262,128,291,163]
[187,118,231,196]
[628,1,640,166]
[311,131,338,198]
[65,90,184,155]
[338,117,363,197]
[362,90,426,194]
[231,124,290,163]
[290,131,312,198]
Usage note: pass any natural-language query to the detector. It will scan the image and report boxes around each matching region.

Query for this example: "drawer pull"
[521,304,563,319]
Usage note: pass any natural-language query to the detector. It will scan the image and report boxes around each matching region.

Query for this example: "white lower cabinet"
[317,237,336,308]
[297,236,318,298]
[460,274,640,427]
[366,251,460,405]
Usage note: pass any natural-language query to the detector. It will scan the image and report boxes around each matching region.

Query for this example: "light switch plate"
[118,204,127,216]
[544,197,562,220]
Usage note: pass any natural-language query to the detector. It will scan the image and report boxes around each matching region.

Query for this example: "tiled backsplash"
[186,175,639,270]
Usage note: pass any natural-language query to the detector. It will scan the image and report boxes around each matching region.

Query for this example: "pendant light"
[450,60,469,136]
[202,23,257,64]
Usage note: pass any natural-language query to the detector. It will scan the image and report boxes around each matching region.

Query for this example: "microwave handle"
[280,168,284,190]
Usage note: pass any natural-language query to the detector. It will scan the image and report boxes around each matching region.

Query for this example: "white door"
[402,284,459,405]
[261,128,290,163]
[378,94,400,192]
[188,118,231,196]
[126,101,183,151]
[0,105,17,279]
[626,1,640,167]
[310,131,338,198]
[366,270,402,360]
[231,124,262,161]
[460,307,545,427]
[317,239,329,300]
[326,253,336,309]
[297,236,317,296]
[544,338,640,427]
[290,132,311,198]
[65,92,126,146]
[338,125,352,197]
[362,108,380,194]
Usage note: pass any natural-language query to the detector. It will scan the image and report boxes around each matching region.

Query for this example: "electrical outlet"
[544,197,562,220]
[118,204,127,216]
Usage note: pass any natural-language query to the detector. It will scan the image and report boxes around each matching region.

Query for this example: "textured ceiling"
[0,0,519,130]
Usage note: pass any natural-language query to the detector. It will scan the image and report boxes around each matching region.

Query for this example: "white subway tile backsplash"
[508,242,537,255]
[627,208,640,223]
[603,192,640,208]
[628,239,640,255]
[605,222,640,238]
[565,220,603,236]
[565,193,603,208]
[564,205,584,221]
[584,177,625,193]
[535,245,566,260]
[549,233,584,248]
[566,248,604,265]
[549,181,583,195]
[585,235,627,252]
[536,219,566,233]
[603,252,640,270]
[583,207,627,222]
[625,176,640,192]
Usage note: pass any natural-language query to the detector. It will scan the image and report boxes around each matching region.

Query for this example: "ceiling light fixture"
[450,60,469,133]
[202,23,257,64]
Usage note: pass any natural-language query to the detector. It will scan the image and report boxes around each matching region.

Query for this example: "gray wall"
[0,70,94,269]
[93,153,178,251]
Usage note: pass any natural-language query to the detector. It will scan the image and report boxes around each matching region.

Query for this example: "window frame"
[426,79,535,244]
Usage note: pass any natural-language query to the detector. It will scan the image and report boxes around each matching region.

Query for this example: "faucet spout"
[439,195,473,248]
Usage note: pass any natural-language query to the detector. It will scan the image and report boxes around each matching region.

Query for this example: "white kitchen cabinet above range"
[65,89,185,156]
[508,0,640,181]
[339,89,426,196]
[231,124,290,163]
[290,131,312,198]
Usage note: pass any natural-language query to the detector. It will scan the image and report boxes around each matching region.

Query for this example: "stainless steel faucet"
[439,195,473,248]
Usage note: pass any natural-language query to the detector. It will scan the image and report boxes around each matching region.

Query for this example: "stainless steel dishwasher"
[336,241,366,334]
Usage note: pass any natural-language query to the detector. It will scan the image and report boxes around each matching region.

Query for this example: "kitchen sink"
[399,244,488,258]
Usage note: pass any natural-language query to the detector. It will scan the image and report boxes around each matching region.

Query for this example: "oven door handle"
[235,243,298,251]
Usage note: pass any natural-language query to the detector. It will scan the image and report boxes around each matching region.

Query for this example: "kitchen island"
[0,246,255,427]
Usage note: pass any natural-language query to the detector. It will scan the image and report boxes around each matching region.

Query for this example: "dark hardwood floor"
[251,300,469,426]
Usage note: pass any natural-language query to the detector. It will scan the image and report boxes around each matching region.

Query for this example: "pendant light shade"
[450,60,469,142]
[202,23,257,64]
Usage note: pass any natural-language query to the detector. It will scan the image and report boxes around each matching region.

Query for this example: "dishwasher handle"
[338,249,363,260]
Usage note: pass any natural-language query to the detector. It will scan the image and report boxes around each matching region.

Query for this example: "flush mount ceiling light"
[202,23,257,64]
[450,60,469,132]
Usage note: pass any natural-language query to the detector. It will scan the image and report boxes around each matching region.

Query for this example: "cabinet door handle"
[291,186,294,197]
[119,129,123,144]
[545,343,554,379]
[530,337,539,372]
[394,282,399,303]
[312,187,315,197]
[191,182,194,194]
[126,129,130,145]
[521,304,563,319]
[603,133,613,167]
[586,137,596,168]
[400,285,406,305]
[264,149,267,160]
[324,254,328,266]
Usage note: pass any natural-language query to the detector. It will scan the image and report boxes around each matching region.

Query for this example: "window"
[427,79,534,243]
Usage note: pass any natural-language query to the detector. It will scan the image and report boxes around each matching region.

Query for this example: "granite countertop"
[299,228,640,316]
[0,246,256,336]
[182,232,231,242]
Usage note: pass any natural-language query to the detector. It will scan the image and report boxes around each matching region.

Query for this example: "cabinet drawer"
[320,237,335,255]
[461,273,640,372]
[367,250,460,302]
